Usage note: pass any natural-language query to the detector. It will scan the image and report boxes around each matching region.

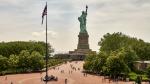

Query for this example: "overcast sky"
[0,0,150,53]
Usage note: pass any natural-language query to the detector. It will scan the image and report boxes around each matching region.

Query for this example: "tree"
[83,53,97,71]
[18,50,31,72]
[83,52,107,73]
[98,32,128,54]
[30,51,44,70]
[0,41,54,58]
[83,61,93,71]
[8,54,19,71]
[146,66,150,78]
[106,53,130,79]
[98,32,150,61]
[91,52,107,73]
[83,32,150,80]
[0,55,8,72]
[116,47,138,70]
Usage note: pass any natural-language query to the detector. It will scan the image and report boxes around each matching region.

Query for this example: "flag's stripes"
[42,4,47,24]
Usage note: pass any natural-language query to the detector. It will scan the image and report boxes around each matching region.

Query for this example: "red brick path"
[0,61,148,84]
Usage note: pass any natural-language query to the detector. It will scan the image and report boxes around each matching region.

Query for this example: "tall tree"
[8,54,19,71]
[0,55,8,72]
[30,51,44,70]
[106,53,130,78]
[0,41,53,58]
[18,50,31,72]
[98,32,150,60]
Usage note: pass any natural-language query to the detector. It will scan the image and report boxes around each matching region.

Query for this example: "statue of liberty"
[78,5,88,33]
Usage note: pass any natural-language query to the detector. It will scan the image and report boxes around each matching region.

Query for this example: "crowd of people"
[49,61,87,84]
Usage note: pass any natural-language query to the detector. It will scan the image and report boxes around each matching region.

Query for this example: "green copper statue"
[78,5,88,33]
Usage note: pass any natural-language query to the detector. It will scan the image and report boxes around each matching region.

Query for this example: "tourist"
[69,70,70,74]
[109,78,111,83]
[5,76,7,80]
[83,73,85,77]
[41,77,43,81]
[71,70,73,74]
[65,78,67,84]
[148,79,150,84]
[135,76,141,84]
[86,73,87,77]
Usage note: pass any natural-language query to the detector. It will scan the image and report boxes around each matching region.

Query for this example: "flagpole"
[45,2,48,83]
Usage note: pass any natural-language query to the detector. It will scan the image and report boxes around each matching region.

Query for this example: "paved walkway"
[0,61,148,84]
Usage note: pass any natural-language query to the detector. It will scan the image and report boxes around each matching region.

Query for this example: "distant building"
[134,61,150,71]
[54,53,70,59]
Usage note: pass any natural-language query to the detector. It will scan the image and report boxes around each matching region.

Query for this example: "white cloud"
[32,30,57,38]
[32,32,41,37]
[0,0,21,4]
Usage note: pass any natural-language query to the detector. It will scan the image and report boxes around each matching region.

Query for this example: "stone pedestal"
[77,32,89,49]
[69,32,96,60]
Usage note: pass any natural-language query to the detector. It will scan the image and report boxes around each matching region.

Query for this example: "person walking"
[65,78,67,84]
[135,76,141,84]
[5,76,7,80]
[41,77,43,81]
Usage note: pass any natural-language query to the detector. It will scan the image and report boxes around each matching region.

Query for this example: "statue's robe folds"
[78,12,87,33]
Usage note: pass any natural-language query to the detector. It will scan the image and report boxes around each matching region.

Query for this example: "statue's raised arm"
[86,5,88,14]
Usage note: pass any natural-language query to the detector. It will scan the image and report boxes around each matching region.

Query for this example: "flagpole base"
[43,75,58,82]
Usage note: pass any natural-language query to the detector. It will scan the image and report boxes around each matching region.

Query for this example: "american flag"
[42,3,47,24]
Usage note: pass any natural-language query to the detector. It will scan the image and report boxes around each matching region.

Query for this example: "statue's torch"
[86,5,88,13]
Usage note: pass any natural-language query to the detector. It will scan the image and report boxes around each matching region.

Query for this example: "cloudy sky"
[0,0,150,53]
